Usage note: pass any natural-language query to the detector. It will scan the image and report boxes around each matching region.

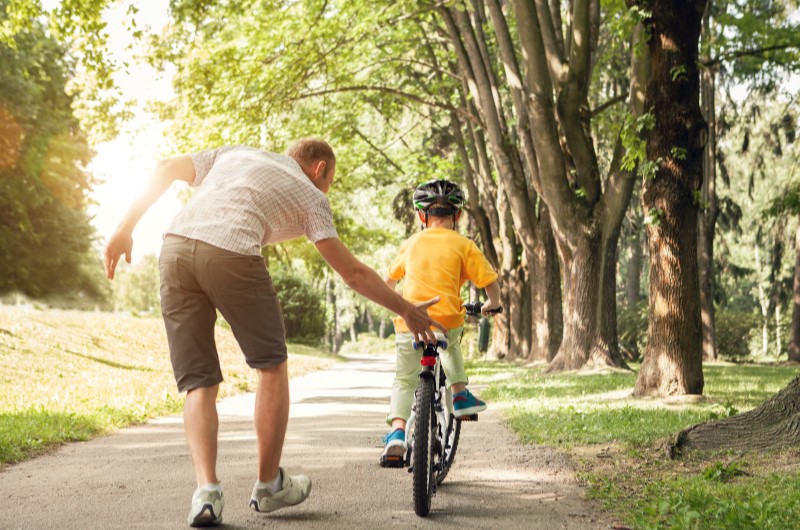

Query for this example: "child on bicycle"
[381,179,501,464]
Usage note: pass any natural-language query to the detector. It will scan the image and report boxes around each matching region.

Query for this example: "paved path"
[0,354,609,529]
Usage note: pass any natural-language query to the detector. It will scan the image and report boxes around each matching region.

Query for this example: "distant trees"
[0,2,102,300]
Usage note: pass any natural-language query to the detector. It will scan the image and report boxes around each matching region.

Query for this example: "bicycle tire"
[412,376,436,516]
[436,413,461,485]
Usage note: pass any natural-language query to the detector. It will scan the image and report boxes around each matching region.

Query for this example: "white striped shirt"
[165,145,338,256]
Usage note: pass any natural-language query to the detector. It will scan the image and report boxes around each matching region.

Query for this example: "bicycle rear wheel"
[412,376,436,516]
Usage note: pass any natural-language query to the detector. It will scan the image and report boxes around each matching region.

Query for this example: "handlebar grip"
[412,340,448,350]
[463,302,503,316]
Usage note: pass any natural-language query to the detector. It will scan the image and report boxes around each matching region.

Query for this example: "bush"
[716,309,761,360]
[617,300,648,360]
[270,267,326,340]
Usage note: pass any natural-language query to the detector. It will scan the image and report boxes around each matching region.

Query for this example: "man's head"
[287,138,336,193]
[413,179,465,227]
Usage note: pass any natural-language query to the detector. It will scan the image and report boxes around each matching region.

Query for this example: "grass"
[0,304,340,465]
[467,358,800,529]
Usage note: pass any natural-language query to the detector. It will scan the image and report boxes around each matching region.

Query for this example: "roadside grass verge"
[0,305,339,465]
[467,359,800,529]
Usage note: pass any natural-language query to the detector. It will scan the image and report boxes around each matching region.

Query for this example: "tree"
[632,0,707,396]
[0,1,104,300]
[696,0,800,361]
[438,0,648,370]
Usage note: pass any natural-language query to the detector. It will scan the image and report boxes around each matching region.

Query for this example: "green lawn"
[468,359,800,530]
[0,305,339,465]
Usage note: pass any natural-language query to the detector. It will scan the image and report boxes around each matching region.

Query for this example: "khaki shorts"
[159,235,287,392]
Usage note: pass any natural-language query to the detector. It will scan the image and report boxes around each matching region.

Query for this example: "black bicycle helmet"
[413,179,465,217]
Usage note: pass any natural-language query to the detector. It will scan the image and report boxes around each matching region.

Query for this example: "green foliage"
[715,309,761,359]
[670,64,688,82]
[111,255,160,315]
[620,111,655,172]
[0,8,107,303]
[617,300,648,358]
[271,265,326,340]
[702,460,747,482]
[603,469,800,530]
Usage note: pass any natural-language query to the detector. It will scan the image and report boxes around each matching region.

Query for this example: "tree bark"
[634,0,707,397]
[669,375,800,455]
[626,225,643,304]
[788,221,800,362]
[698,2,719,361]
[530,202,563,361]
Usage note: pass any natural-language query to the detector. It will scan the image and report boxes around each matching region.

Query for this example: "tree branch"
[703,43,800,67]
[591,93,627,117]
[534,0,565,83]
[351,126,405,175]
[294,85,480,125]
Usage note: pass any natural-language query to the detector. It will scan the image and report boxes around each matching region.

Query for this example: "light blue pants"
[387,327,468,424]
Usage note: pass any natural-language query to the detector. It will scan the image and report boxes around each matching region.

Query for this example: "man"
[104,139,444,527]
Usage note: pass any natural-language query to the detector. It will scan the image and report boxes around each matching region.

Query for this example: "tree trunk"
[788,221,800,362]
[756,243,770,356]
[698,4,719,361]
[633,0,707,397]
[626,227,643,305]
[326,276,344,353]
[489,264,529,360]
[669,375,800,455]
[548,229,626,370]
[529,204,563,361]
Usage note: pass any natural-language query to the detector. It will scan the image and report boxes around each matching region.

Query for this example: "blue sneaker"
[380,428,406,467]
[453,390,487,418]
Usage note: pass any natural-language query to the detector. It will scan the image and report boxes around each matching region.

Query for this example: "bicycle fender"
[418,370,435,382]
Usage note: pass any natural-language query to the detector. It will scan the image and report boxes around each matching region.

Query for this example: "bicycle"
[383,301,502,516]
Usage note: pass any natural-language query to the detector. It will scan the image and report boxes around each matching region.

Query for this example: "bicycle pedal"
[380,454,405,468]
[457,414,478,422]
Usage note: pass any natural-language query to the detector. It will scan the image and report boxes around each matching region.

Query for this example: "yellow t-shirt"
[388,227,498,332]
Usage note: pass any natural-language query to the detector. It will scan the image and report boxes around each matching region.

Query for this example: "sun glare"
[86,0,177,263]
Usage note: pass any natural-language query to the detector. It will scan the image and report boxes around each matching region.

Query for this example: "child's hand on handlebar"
[481,300,502,315]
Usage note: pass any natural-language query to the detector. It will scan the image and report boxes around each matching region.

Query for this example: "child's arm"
[385,278,398,290]
[482,280,502,314]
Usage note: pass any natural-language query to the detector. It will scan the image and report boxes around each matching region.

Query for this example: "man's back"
[167,145,337,256]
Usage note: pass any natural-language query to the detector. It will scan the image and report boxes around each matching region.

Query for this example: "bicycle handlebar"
[463,301,504,317]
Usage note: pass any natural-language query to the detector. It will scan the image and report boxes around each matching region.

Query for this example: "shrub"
[270,267,326,340]
[617,300,648,360]
[716,309,761,360]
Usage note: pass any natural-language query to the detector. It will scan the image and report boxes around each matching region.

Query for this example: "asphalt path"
[0,353,609,529]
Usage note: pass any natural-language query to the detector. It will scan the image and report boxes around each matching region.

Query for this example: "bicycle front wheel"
[412,376,436,516]
[436,412,461,485]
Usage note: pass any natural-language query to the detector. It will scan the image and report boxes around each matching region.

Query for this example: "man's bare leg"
[184,384,220,485]
[255,362,290,481]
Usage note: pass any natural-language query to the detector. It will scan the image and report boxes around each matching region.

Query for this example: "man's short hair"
[286,138,336,169]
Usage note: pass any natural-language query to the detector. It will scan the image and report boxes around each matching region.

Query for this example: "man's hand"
[402,297,446,344]
[104,231,133,280]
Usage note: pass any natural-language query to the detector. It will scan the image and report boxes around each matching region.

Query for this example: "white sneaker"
[187,485,224,527]
[250,468,312,513]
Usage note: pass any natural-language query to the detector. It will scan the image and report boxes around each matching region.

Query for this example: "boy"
[381,179,502,465]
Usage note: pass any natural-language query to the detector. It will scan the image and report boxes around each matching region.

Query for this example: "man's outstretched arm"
[315,238,444,343]
[104,155,195,280]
